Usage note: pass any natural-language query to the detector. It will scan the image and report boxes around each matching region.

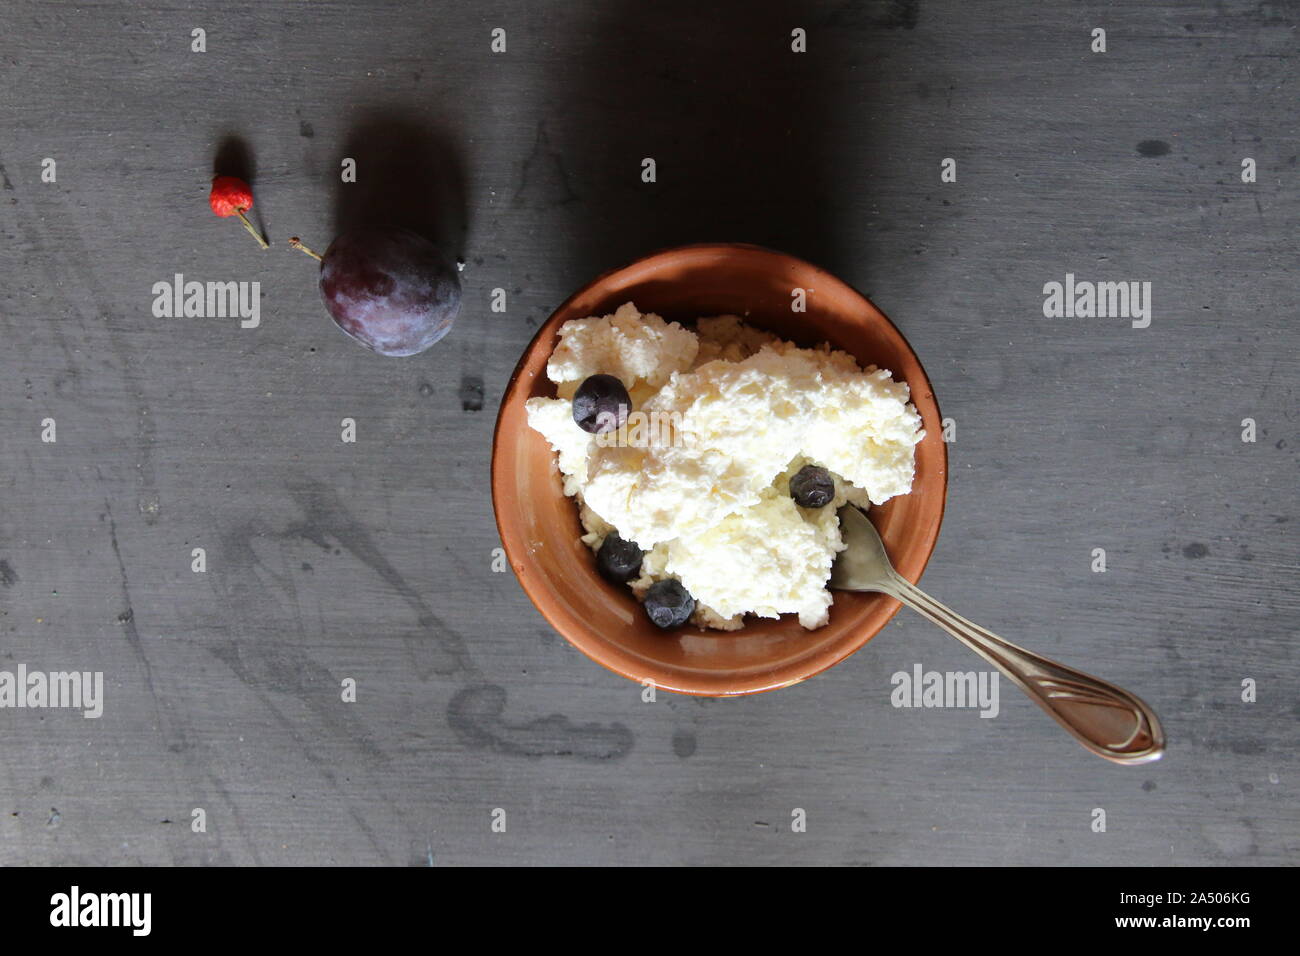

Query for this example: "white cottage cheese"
[525,303,923,630]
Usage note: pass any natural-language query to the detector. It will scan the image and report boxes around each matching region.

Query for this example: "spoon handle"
[880,571,1165,764]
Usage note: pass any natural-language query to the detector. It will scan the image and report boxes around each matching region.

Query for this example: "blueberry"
[572,374,631,434]
[596,533,643,584]
[790,464,835,508]
[643,579,695,629]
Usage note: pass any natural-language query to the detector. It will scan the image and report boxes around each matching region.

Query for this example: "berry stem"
[235,209,269,249]
[288,237,323,261]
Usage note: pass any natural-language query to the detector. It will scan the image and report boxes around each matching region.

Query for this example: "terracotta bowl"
[492,243,947,695]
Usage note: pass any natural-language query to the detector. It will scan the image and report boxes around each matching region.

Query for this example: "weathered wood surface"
[0,0,1294,865]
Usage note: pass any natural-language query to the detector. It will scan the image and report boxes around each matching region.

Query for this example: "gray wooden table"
[0,0,1295,865]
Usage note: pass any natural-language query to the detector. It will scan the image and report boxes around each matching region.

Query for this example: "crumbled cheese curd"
[545,301,697,406]
[524,303,923,630]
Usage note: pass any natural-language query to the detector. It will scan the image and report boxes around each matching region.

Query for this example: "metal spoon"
[831,504,1165,764]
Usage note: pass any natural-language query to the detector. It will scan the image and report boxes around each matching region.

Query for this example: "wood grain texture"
[0,0,1295,865]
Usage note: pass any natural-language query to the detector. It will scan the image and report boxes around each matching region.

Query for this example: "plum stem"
[288,237,323,261]
[235,209,269,249]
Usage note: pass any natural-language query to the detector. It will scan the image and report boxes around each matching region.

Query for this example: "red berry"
[209,175,254,217]
[209,175,267,248]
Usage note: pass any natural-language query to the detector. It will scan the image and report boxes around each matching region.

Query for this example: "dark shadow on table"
[213,134,266,235]
[333,110,468,261]
[533,0,915,284]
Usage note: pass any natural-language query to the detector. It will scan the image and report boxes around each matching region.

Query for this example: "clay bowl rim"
[491,241,948,696]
